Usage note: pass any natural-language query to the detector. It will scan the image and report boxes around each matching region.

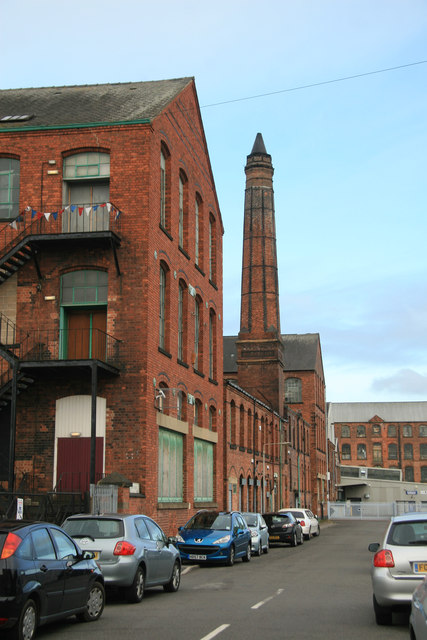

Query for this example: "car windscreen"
[289,511,304,518]
[264,514,293,525]
[63,518,124,539]
[387,520,427,546]
[185,512,232,531]
[243,515,258,527]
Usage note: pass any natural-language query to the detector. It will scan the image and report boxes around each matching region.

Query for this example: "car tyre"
[256,542,262,557]
[263,540,269,554]
[290,531,297,547]
[13,598,37,640]
[125,565,145,603]
[226,545,235,566]
[373,595,393,626]
[242,543,251,562]
[304,527,311,541]
[163,561,181,592]
[298,531,304,545]
[313,526,320,537]
[77,582,105,622]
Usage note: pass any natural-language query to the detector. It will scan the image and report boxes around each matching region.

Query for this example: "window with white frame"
[0,157,20,220]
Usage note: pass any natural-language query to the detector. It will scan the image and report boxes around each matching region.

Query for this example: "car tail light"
[113,541,136,556]
[0,532,22,559]
[373,549,395,568]
[300,520,306,527]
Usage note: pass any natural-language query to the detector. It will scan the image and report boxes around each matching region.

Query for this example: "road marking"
[200,624,230,640]
[251,588,284,610]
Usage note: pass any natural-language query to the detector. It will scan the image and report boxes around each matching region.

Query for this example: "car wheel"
[314,526,320,537]
[290,531,297,547]
[264,540,269,554]
[256,543,262,557]
[304,527,311,541]
[13,598,37,640]
[242,543,251,562]
[373,595,393,626]
[163,561,181,592]
[77,582,105,622]
[298,531,304,545]
[226,545,235,566]
[125,565,145,603]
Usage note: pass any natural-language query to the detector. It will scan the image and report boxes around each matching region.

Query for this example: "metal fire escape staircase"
[0,313,35,412]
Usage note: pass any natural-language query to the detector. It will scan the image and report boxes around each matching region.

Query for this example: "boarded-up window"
[158,429,183,502]
[194,438,213,502]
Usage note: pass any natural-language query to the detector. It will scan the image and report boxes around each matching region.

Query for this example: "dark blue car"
[176,510,251,566]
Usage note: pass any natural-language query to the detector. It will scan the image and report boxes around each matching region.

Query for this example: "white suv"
[279,508,320,540]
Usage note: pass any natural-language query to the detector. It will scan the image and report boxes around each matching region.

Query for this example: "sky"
[2,0,426,403]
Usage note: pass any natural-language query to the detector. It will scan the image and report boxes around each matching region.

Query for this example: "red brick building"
[329,402,427,485]
[223,134,333,516]
[0,78,223,533]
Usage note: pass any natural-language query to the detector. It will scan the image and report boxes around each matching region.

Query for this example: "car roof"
[0,520,53,532]
[390,512,427,523]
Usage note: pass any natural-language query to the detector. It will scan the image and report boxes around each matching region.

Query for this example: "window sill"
[158,502,190,510]
[194,368,205,378]
[195,264,205,277]
[209,279,218,290]
[159,224,173,241]
[179,246,190,260]
[208,378,218,385]
[158,346,172,359]
[178,359,189,368]
[194,501,218,509]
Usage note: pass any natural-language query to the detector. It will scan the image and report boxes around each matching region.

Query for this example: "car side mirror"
[368,543,380,552]
[178,526,183,532]
[168,536,178,546]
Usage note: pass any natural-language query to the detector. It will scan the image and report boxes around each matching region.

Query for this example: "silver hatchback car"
[368,512,427,625]
[242,512,269,556]
[62,514,181,603]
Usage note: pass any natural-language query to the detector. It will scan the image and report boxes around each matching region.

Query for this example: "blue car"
[176,510,251,566]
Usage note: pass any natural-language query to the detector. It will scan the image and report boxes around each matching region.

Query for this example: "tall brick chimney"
[236,133,285,413]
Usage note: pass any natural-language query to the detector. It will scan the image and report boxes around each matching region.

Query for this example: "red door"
[56,437,103,492]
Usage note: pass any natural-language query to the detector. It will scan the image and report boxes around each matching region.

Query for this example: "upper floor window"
[388,424,397,437]
[209,212,217,284]
[341,425,350,438]
[194,295,203,373]
[195,194,203,268]
[421,444,427,460]
[420,425,427,437]
[405,466,414,482]
[285,378,302,403]
[357,444,367,459]
[178,280,187,363]
[422,467,427,483]
[209,406,216,432]
[209,309,217,381]
[63,152,110,232]
[373,443,382,463]
[403,424,413,437]
[388,443,397,460]
[194,398,203,427]
[160,144,170,231]
[0,157,20,220]
[341,443,351,460]
[356,425,366,438]
[159,262,169,352]
[372,424,381,435]
[178,171,188,251]
[404,443,413,460]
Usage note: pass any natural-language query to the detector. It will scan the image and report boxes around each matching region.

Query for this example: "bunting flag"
[7,203,122,230]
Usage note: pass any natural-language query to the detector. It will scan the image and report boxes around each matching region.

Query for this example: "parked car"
[279,508,320,540]
[242,512,269,556]
[176,510,251,566]
[263,511,304,547]
[62,513,181,603]
[368,512,427,625]
[410,574,427,639]
[0,519,104,640]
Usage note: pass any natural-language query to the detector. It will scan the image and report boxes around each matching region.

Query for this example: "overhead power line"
[200,60,427,109]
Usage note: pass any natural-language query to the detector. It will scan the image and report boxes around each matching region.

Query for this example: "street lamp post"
[262,441,291,511]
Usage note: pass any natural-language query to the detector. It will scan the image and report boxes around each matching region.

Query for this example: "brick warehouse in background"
[0,78,224,533]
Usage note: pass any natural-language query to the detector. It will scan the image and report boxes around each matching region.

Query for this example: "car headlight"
[176,534,185,543]
[250,530,258,538]
[214,534,231,544]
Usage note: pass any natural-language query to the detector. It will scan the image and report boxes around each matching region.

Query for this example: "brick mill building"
[329,402,427,488]
[0,78,224,533]
[223,134,334,517]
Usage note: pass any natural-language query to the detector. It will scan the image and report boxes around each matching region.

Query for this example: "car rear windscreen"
[63,518,124,539]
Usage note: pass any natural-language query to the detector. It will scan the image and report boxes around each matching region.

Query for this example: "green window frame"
[194,439,213,502]
[158,429,183,503]
[0,157,20,220]
[63,152,110,180]
[61,270,108,305]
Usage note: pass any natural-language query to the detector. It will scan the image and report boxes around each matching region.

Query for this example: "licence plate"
[92,551,100,560]
[189,554,207,560]
[414,562,427,573]
[270,535,280,540]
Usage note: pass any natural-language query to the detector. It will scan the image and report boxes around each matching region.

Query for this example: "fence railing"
[328,501,427,520]
[0,202,122,263]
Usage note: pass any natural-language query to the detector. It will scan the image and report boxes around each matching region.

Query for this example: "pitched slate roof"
[327,401,427,424]
[0,78,193,129]
[223,333,322,374]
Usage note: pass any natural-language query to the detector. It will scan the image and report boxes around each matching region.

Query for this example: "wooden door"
[56,437,103,492]
[67,310,106,360]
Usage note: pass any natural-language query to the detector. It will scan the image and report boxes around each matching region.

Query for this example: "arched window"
[388,424,397,437]
[341,443,351,460]
[159,262,170,352]
[405,466,414,482]
[388,443,398,460]
[195,193,203,269]
[0,157,20,220]
[63,152,110,232]
[194,398,203,427]
[60,270,108,360]
[373,443,382,463]
[285,378,302,403]
[178,170,188,252]
[178,280,188,363]
[421,444,427,460]
[194,295,203,372]
[420,425,427,437]
[357,444,366,459]
[422,467,427,482]
[403,424,413,437]
[239,405,245,447]
[209,406,216,432]
[356,425,366,438]
[209,212,217,284]
[160,144,171,231]
[209,309,217,381]
[230,400,236,443]
[341,425,350,438]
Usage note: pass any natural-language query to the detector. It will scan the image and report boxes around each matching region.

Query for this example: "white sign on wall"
[16,498,23,520]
